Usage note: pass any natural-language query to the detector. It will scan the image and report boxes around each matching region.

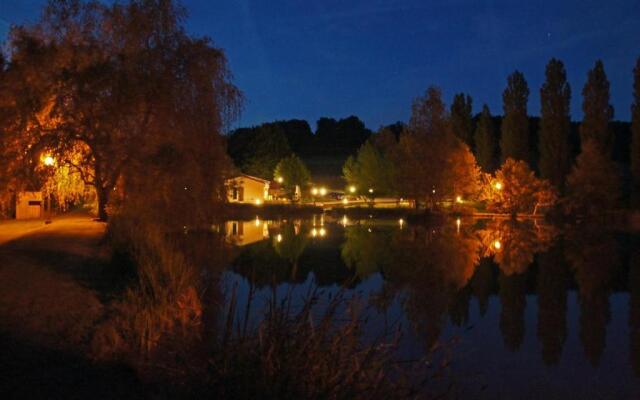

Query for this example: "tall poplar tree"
[500,71,530,164]
[450,93,474,148]
[474,104,497,172]
[539,58,572,191]
[631,57,640,189]
[580,60,614,156]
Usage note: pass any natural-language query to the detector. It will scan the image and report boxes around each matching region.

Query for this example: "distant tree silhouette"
[274,120,314,156]
[474,105,497,172]
[450,93,474,148]
[631,58,640,192]
[315,116,371,156]
[243,124,291,178]
[539,59,572,191]
[500,71,530,164]
[580,60,614,156]
[565,139,620,215]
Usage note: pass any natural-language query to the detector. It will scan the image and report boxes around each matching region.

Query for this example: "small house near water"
[226,174,270,204]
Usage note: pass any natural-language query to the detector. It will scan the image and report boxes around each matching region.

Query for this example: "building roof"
[226,173,270,184]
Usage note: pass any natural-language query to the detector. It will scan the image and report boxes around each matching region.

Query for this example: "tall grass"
[208,286,435,399]
[92,216,203,361]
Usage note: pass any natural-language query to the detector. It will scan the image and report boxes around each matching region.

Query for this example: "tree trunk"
[96,186,110,221]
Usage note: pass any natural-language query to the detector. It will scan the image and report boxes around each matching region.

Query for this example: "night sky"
[2,0,639,130]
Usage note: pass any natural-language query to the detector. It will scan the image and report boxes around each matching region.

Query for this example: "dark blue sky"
[2,0,639,130]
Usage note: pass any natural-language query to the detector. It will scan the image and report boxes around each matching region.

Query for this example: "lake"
[221,215,640,399]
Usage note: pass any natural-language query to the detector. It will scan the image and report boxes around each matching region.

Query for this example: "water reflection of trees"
[385,224,481,350]
[227,217,638,371]
[565,228,621,367]
[341,225,395,280]
[536,242,569,365]
[477,219,558,275]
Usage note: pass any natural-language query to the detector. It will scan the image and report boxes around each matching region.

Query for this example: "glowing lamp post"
[41,155,55,223]
[494,181,503,190]
[349,185,356,194]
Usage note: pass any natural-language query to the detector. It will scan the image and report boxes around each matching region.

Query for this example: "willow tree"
[580,60,614,156]
[500,71,530,164]
[539,58,571,191]
[2,0,240,222]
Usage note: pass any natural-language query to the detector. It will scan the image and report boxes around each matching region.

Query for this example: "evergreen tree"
[539,59,572,191]
[500,71,530,164]
[631,57,640,189]
[450,93,474,148]
[474,104,497,172]
[580,60,614,156]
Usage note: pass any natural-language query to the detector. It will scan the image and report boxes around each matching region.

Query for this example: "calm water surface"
[222,215,640,399]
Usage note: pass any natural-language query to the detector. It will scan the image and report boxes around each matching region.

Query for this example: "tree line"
[227,57,640,215]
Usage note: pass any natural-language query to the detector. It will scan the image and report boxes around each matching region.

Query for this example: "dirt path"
[0,214,108,349]
[0,214,144,398]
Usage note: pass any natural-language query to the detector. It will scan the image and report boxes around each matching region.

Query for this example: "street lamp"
[494,181,503,190]
[276,176,284,183]
[43,155,55,166]
[41,154,55,224]
[349,185,356,194]
[319,187,327,196]
[311,187,319,196]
